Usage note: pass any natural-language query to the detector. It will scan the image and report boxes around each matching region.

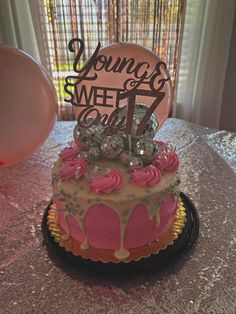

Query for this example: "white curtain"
[176,0,236,129]
[0,0,40,62]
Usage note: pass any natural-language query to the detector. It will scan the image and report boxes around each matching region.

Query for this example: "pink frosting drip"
[59,141,87,161]
[89,170,123,193]
[60,157,88,179]
[154,152,179,172]
[131,165,161,187]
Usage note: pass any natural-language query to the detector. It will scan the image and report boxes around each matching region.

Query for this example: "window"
[39,0,185,120]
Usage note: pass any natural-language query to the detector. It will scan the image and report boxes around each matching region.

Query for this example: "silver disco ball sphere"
[129,156,143,170]
[120,150,133,166]
[73,118,105,147]
[134,137,158,163]
[88,146,101,160]
[100,135,125,159]
[117,103,159,138]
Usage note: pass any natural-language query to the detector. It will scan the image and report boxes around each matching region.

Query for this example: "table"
[1,119,236,314]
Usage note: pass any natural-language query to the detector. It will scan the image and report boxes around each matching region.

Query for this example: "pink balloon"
[75,42,173,129]
[0,45,57,167]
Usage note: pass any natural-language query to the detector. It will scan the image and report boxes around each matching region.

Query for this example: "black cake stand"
[42,192,199,278]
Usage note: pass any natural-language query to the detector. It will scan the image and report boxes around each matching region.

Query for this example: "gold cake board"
[42,192,199,275]
[46,198,187,264]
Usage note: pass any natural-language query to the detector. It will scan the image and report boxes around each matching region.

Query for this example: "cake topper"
[64,38,173,135]
[64,38,174,166]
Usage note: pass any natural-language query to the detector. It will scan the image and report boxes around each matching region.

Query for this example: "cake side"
[52,156,180,260]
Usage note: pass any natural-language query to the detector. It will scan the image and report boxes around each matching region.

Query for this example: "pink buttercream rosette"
[131,165,161,187]
[154,151,179,172]
[153,140,179,172]
[89,170,123,193]
[59,141,87,161]
[60,157,88,179]
[155,140,167,147]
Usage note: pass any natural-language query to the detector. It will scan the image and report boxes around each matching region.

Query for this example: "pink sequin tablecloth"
[1,119,236,314]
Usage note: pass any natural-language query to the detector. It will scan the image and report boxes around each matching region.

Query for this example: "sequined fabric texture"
[0,119,236,313]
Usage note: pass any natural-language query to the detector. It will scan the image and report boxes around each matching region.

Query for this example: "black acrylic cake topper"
[64,38,171,136]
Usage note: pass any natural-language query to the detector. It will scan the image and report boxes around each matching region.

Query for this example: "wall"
[220,6,236,132]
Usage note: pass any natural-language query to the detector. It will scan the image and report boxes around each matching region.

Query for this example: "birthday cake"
[49,39,184,263]
[51,110,180,262]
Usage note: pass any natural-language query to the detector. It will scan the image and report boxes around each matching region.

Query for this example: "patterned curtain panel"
[40,0,185,120]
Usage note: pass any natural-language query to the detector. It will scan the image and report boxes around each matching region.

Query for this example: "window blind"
[40,0,185,120]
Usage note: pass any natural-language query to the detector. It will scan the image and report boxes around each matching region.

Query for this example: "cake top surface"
[52,158,178,204]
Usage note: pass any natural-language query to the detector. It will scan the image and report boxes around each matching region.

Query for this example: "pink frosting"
[58,194,178,250]
[60,157,88,179]
[89,170,123,193]
[59,146,80,161]
[154,152,179,172]
[131,165,161,187]
[59,141,87,161]
[155,140,167,147]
